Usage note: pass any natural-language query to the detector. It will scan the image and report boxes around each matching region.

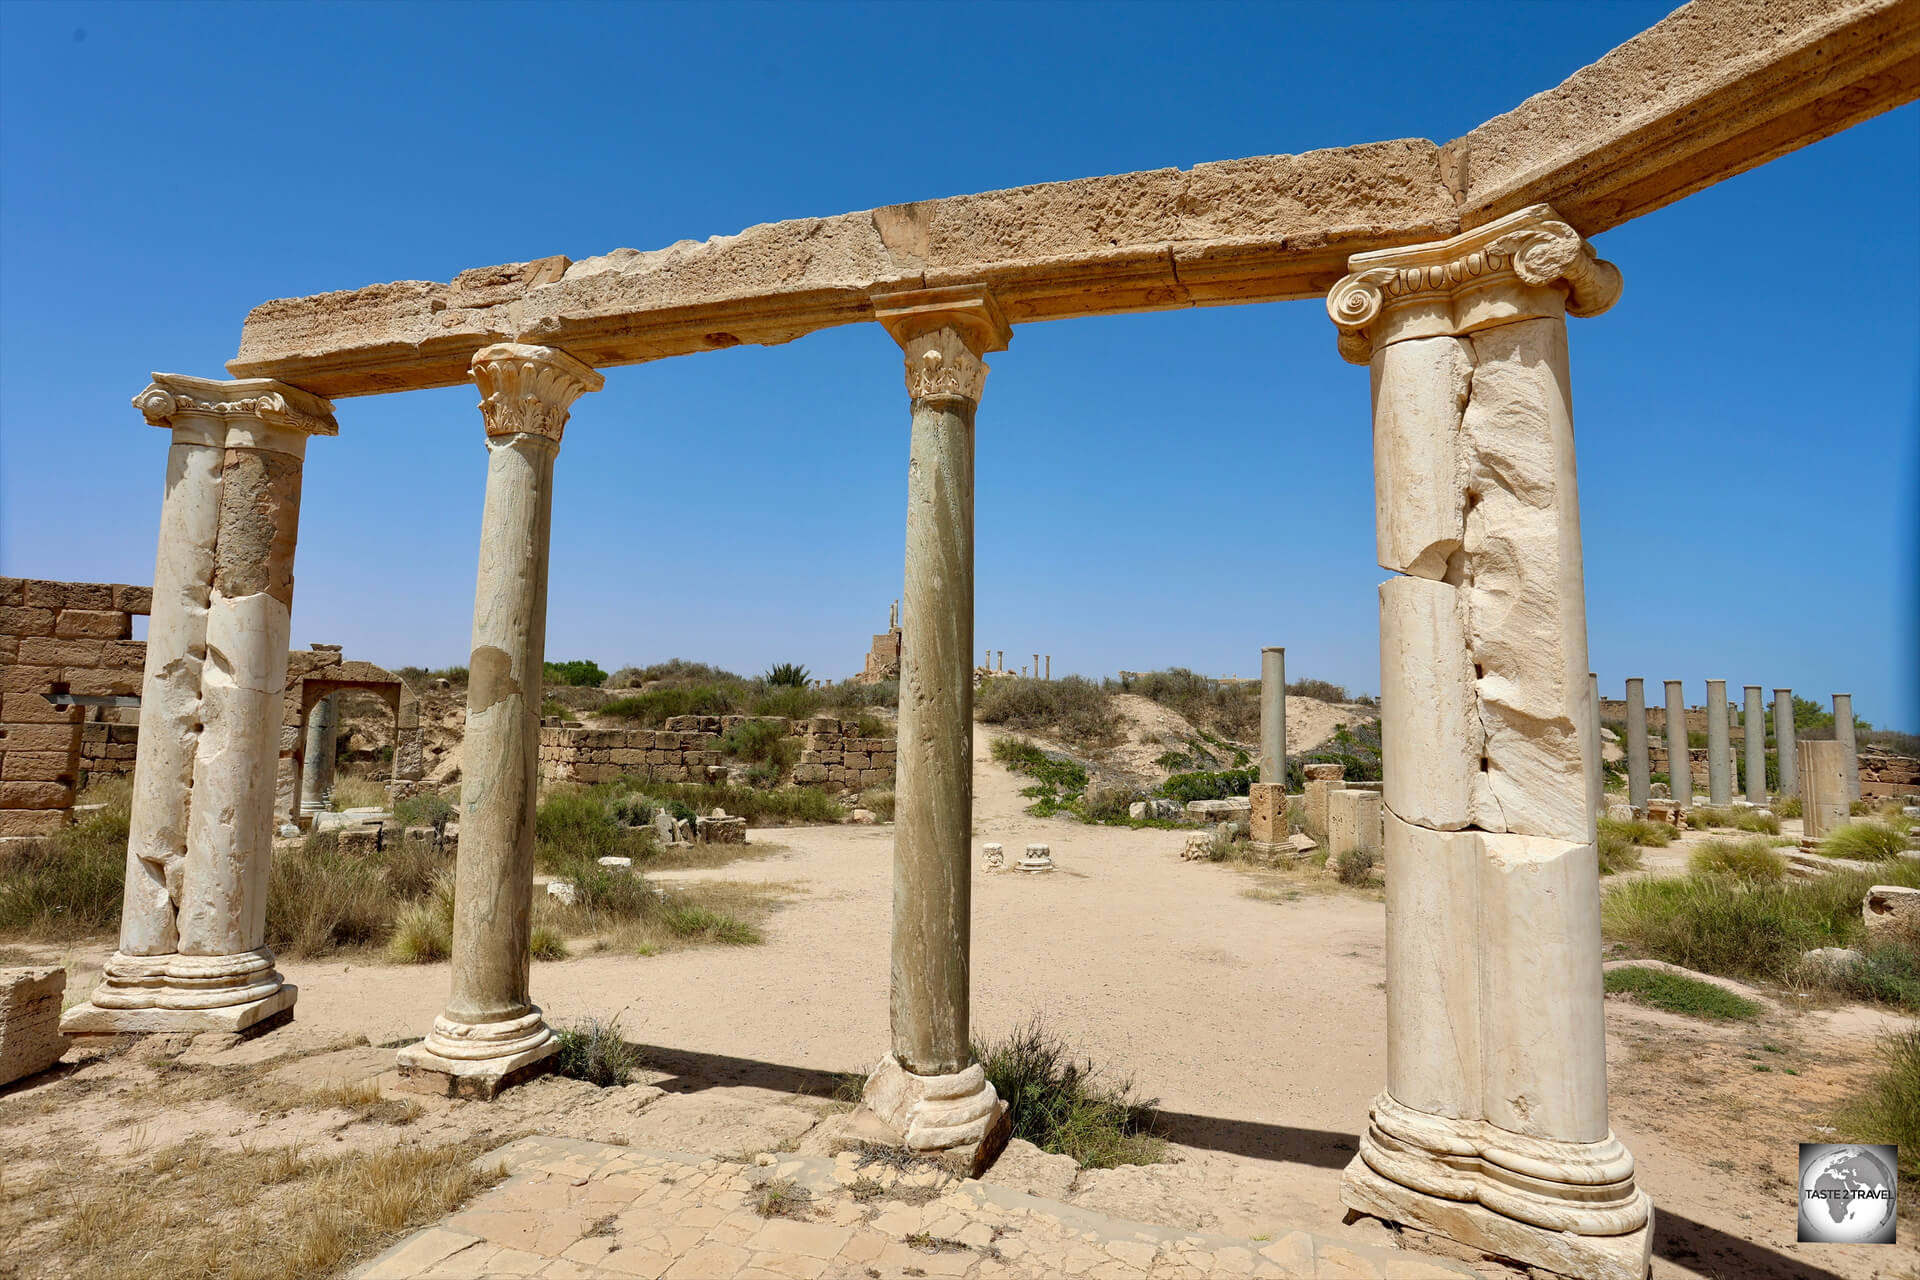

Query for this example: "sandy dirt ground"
[9,733,1915,1280]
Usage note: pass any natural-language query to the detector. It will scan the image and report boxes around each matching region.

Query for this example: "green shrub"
[663,905,761,945]
[387,901,451,964]
[858,788,896,821]
[0,785,131,937]
[1334,848,1376,886]
[266,834,396,958]
[393,790,456,833]
[528,926,568,960]
[609,659,743,688]
[1689,837,1788,882]
[1836,939,1920,1012]
[1775,796,1803,819]
[1596,825,1643,876]
[1835,1028,1920,1178]
[1603,966,1762,1021]
[974,1021,1164,1169]
[715,719,800,780]
[629,780,845,826]
[1286,678,1350,702]
[599,684,742,725]
[1686,806,1782,835]
[977,677,1121,748]
[1821,821,1908,861]
[763,663,811,688]
[747,684,823,721]
[1115,668,1260,741]
[536,790,631,867]
[991,737,1091,817]
[828,680,898,710]
[1597,816,1674,848]
[1160,768,1257,804]
[554,1017,642,1087]
[1081,780,1138,823]
[543,659,607,688]
[1602,862,1920,984]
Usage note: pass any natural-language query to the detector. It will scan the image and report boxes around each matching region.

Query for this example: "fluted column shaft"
[1624,678,1649,811]
[1327,205,1648,1280]
[1833,693,1859,801]
[1774,689,1799,797]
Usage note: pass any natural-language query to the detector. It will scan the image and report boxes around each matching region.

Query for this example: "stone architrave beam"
[227,1,1919,399]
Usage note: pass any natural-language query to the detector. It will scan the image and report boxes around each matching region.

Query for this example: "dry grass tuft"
[1,1136,504,1280]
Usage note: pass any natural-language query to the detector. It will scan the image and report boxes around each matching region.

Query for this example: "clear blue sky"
[2,1,1915,729]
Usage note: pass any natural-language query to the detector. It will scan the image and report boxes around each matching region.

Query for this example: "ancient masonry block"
[1,967,70,1086]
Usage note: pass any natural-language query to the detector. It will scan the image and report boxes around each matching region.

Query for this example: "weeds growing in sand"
[1684,805,1783,835]
[1603,966,1762,1021]
[1821,820,1910,862]
[1598,816,1675,848]
[1688,837,1789,882]
[554,1017,643,1087]
[0,779,130,937]
[974,1021,1165,1169]
[1836,1027,1920,1179]
[1595,825,1644,876]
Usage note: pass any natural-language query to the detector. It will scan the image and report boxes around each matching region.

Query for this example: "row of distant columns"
[979,650,1051,679]
[1615,678,1855,810]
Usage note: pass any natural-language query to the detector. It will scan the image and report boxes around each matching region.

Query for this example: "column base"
[61,984,296,1038]
[855,1054,1011,1177]
[1342,1155,1651,1280]
[394,1010,559,1100]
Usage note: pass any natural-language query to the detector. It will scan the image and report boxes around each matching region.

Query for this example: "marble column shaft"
[70,376,336,1034]
[1665,681,1690,802]
[1705,680,1730,806]
[1624,679,1649,812]
[1833,693,1859,801]
[400,344,601,1091]
[300,693,338,815]
[1774,689,1799,797]
[1327,204,1647,1280]
[1743,686,1766,803]
[1586,673,1604,823]
[1259,647,1286,785]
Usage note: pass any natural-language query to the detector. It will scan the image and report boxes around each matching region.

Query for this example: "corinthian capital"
[872,285,1012,405]
[133,374,338,436]
[1326,204,1622,364]
[470,343,604,441]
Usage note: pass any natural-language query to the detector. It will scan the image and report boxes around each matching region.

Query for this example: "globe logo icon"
[1798,1144,1898,1244]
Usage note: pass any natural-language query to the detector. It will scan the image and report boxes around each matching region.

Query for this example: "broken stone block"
[1,967,69,1086]
[1864,885,1920,938]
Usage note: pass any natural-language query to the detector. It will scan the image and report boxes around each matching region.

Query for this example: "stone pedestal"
[1326,205,1648,1279]
[396,344,601,1098]
[67,376,336,1038]
[856,287,1010,1164]
[1259,647,1286,784]
[1774,688,1799,798]
[1624,678,1650,813]
[1327,789,1383,861]
[1248,782,1289,855]
[1800,739,1851,841]
[1302,763,1344,843]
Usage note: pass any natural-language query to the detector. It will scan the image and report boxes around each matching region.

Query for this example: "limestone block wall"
[277,645,420,826]
[0,578,151,836]
[858,628,903,684]
[540,714,896,790]
[1860,752,1920,798]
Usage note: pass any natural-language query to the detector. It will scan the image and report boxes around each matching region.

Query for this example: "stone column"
[1259,648,1287,784]
[1727,698,1741,798]
[1328,205,1649,1280]
[1624,678,1649,812]
[1801,739,1851,839]
[1774,688,1799,797]
[1833,693,1859,801]
[397,344,602,1099]
[856,286,1010,1169]
[1743,685,1766,803]
[1705,680,1731,805]
[1587,673,1604,822]
[67,376,336,1037]
[299,693,338,816]
[1665,681,1691,802]
[1044,655,1050,680]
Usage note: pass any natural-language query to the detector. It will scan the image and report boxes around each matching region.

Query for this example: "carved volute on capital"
[469,343,605,442]
[872,285,1012,406]
[133,374,339,435]
[1326,204,1622,364]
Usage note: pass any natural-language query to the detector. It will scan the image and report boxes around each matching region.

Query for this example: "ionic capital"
[872,285,1011,405]
[1326,204,1622,364]
[133,374,338,437]
[470,343,604,441]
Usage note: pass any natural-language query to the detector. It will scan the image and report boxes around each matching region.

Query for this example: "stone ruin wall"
[541,714,895,791]
[0,578,151,836]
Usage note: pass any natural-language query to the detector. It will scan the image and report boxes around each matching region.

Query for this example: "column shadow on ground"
[623,1043,1847,1280]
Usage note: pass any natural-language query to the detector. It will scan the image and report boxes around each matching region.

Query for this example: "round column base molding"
[854,1054,1012,1175]
[87,948,286,1010]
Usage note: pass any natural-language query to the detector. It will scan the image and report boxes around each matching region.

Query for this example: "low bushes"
[991,737,1090,818]
[543,659,607,687]
[1688,837,1788,882]
[1836,1028,1920,1179]
[1595,825,1644,875]
[554,1017,643,1086]
[1603,966,1762,1021]
[0,780,131,938]
[974,1021,1164,1169]
[977,676,1122,748]
[1597,816,1674,848]
[1686,806,1782,835]
[1821,821,1910,862]
[1334,848,1376,886]
[1160,769,1256,804]
[857,788,897,821]
[1117,668,1261,741]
